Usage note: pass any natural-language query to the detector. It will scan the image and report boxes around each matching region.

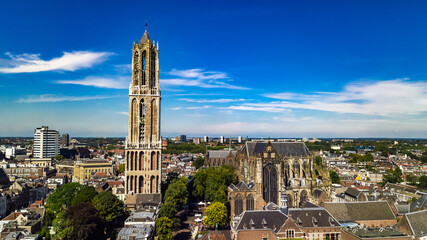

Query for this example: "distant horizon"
[1,1,427,138]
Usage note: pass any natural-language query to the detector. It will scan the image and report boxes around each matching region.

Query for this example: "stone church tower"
[125,28,161,199]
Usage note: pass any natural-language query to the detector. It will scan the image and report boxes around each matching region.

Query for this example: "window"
[262,238,268,240]
[286,229,295,238]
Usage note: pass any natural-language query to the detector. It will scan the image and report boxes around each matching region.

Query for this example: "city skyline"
[1,1,427,138]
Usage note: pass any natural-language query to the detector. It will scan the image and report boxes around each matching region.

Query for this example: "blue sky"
[1,0,427,138]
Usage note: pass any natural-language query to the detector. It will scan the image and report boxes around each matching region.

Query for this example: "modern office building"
[33,126,60,158]
[180,135,186,143]
[220,136,225,144]
[203,136,209,142]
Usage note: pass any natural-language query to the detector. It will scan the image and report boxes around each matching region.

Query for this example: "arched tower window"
[139,176,144,193]
[142,51,146,85]
[150,176,155,193]
[246,194,254,211]
[235,195,243,216]
[139,152,144,171]
[131,98,138,143]
[151,151,156,170]
[134,51,139,72]
[151,51,156,88]
[263,164,278,204]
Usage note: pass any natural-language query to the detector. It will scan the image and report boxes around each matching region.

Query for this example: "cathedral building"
[229,141,320,218]
[125,28,162,208]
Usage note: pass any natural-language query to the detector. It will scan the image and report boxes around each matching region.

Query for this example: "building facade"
[33,126,60,158]
[125,28,162,200]
[73,159,113,184]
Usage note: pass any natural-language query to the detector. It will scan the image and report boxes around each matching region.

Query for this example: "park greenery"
[163,142,233,154]
[39,182,128,240]
[203,202,228,228]
[348,153,374,163]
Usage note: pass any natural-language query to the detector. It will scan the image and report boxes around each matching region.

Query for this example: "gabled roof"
[235,210,288,233]
[236,181,249,189]
[405,209,427,237]
[345,187,362,198]
[243,142,310,157]
[322,201,396,222]
[288,208,340,228]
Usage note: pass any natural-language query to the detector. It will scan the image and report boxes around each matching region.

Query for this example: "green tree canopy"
[203,202,228,228]
[116,163,125,174]
[192,156,205,169]
[164,177,189,210]
[381,168,403,186]
[156,217,174,240]
[418,175,427,189]
[57,202,105,240]
[329,170,340,184]
[92,191,128,231]
[46,182,81,213]
[71,185,98,206]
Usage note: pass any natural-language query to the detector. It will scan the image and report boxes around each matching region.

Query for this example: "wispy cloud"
[0,51,112,73]
[17,94,111,103]
[160,68,250,90]
[229,79,427,116]
[179,98,246,103]
[171,107,182,110]
[56,76,130,89]
[186,105,212,110]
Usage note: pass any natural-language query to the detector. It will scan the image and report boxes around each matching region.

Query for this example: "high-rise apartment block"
[220,136,225,144]
[203,136,209,142]
[33,126,60,158]
[180,135,186,143]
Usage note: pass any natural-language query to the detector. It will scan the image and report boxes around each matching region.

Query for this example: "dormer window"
[262,219,267,228]
[297,217,303,227]
[249,219,255,229]
[329,217,336,226]
[312,217,318,227]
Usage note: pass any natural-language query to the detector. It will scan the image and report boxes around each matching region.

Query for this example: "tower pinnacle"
[145,20,148,32]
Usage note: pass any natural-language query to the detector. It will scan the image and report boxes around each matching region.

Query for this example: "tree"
[381,168,403,186]
[203,202,228,228]
[46,182,81,213]
[57,202,105,240]
[406,174,418,186]
[106,144,115,150]
[164,177,188,210]
[159,201,178,219]
[54,155,64,161]
[156,217,174,240]
[418,176,427,189]
[192,156,205,169]
[92,191,128,231]
[71,185,98,205]
[329,170,340,184]
[315,156,323,167]
[116,163,125,174]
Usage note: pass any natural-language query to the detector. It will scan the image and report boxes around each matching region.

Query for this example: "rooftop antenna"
[145,20,148,32]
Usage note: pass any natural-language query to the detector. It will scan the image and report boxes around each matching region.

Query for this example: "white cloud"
[160,68,250,90]
[179,98,246,103]
[186,105,212,110]
[256,79,427,116]
[0,51,112,73]
[228,105,288,113]
[17,94,111,103]
[116,112,129,115]
[171,107,182,110]
[56,76,130,89]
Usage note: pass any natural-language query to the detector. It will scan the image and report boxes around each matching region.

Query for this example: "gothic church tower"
[125,28,161,197]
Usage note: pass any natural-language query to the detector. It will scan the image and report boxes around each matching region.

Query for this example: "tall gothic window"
[263,164,277,204]
[142,51,146,85]
[246,194,254,211]
[134,51,139,71]
[151,51,156,88]
[234,195,243,216]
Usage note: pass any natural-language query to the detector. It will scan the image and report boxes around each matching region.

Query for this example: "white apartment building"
[33,126,60,158]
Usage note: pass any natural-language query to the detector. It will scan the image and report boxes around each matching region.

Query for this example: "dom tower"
[125,28,161,203]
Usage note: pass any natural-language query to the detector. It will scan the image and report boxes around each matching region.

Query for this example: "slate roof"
[410,194,427,211]
[345,187,362,198]
[405,209,427,237]
[244,142,310,157]
[0,168,10,186]
[288,208,340,228]
[312,189,324,198]
[235,210,288,233]
[199,230,231,240]
[322,201,396,222]
[208,150,236,159]
[236,181,249,189]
